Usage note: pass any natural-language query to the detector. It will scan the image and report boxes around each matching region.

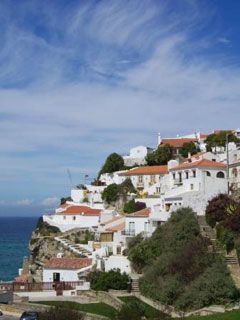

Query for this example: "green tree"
[180,142,200,158]
[123,199,136,213]
[205,131,240,152]
[98,153,125,176]
[102,183,120,203]
[146,144,174,166]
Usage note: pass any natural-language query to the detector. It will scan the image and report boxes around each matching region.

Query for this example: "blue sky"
[1,0,240,215]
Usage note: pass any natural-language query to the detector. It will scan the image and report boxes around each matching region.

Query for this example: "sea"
[0,217,38,281]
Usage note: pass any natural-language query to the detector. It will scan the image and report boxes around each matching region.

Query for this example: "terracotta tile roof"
[120,165,168,176]
[106,222,126,232]
[200,133,209,139]
[161,138,197,147]
[170,159,226,171]
[60,205,101,216]
[44,258,92,269]
[15,275,29,283]
[126,208,151,218]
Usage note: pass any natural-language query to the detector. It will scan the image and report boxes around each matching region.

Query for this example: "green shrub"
[128,207,239,310]
[175,259,239,311]
[102,179,136,204]
[88,269,129,291]
[36,217,60,236]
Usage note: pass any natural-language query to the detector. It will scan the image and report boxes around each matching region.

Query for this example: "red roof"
[161,138,197,147]
[170,159,226,171]
[120,165,168,176]
[44,258,92,269]
[126,208,151,218]
[106,222,126,232]
[60,205,101,216]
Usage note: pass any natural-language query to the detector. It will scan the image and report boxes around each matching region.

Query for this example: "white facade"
[43,265,91,283]
[162,161,228,215]
[43,213,100,232]
[125,216,150,236]
[104,255,131,274]
[99,170,127,186]
[123,146,152,166]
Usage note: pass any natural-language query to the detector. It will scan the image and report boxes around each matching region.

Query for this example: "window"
[190,184,194,190]
[185,171,189,179]
[53,272,60,282]
[63,216,66,220]
[192,170,196,178]
[144,222,149,232]
[206,171,211,177]
[173,173,176,180]
[179,172,182,183]
[73,216,76,221]
[150,175,156,184]
[138,176,143,183]
[129,222,135,231]
[217,171,225,179]
[156,187,161,193]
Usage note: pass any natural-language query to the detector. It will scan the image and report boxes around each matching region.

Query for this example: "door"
[53,272,60,282]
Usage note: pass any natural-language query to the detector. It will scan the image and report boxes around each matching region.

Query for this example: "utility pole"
[226,134,230,195]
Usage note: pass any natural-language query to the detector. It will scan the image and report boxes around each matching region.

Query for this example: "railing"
[0,281,84,293]
[121,229,135,236]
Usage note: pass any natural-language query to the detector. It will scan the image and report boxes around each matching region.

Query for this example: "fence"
[0,281,83,293]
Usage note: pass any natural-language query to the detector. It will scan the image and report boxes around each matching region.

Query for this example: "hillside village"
[8,129,240,315]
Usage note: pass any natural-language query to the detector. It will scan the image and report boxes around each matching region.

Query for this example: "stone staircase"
[131,278,140,293]
[54,236,92,257]
[198,216,240,289]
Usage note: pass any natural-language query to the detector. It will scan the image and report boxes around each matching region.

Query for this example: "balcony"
[121,229,136,236]
[174,179,182,186]
[136,182,144,188]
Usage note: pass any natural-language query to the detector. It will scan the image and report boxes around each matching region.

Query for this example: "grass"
[185,309,240,320]
[34,301,118,318]
[118,296,168,319]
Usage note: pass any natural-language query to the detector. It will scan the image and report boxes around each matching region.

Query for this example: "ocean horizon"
[0,216,39,281]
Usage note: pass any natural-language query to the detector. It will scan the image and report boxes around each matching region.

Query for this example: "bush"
[180,142,200,158]
[102,183,120,203]
[205,194,236,227]
[146,144,174,166]
[36,217,60,236]
[88,269,129,291]
[39,307,84,320]
[60,196,72,204]
[102,179,136,204]
[98,153,125,176]
[175,259,239,311]
[128,207,239,310]
[123,200,146,213]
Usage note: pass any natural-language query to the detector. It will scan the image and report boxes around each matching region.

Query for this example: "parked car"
[20,311,39,320]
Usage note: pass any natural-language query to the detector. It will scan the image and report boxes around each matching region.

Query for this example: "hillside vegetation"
[128,207,239,311]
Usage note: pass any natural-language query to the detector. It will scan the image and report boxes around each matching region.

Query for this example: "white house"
[43,204,102,232]
[123,208,151,237]
[99,170,127,186]
[123,145,153,166]
[43,257,92,285]
[119,165,168,195]
[163,158,228,215]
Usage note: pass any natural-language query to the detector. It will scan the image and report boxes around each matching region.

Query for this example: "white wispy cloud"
[0,0,239,202]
